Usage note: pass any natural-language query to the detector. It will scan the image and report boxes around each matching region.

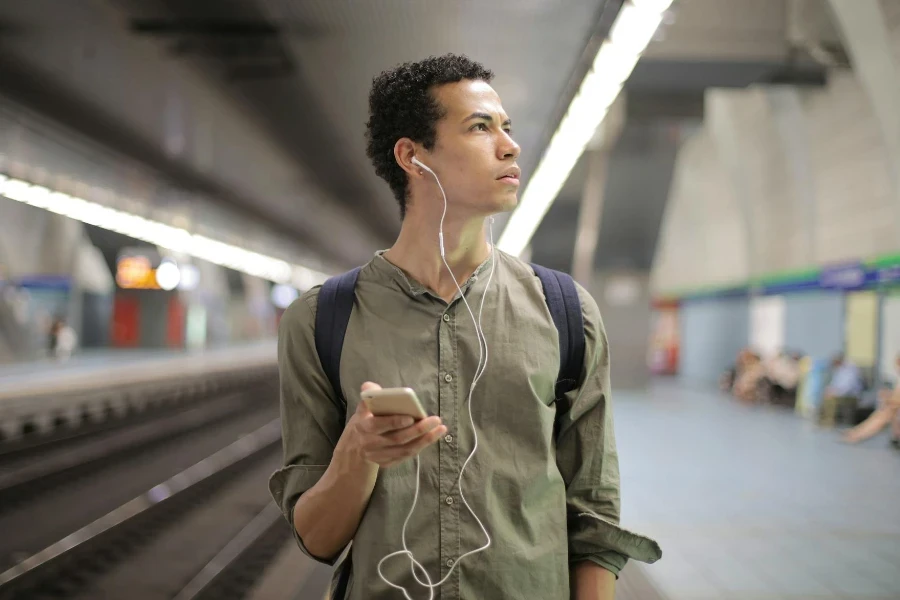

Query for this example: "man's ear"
[394,138,424,176]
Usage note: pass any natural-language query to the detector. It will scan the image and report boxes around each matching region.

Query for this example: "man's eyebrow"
[462,112,512,127]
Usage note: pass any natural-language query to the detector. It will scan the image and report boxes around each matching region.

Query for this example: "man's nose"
[499,133,520,160]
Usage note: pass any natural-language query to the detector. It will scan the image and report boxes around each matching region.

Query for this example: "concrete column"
[766,86,817,265]
[571,96,625,286]
[828,0,900,234]
[572,150,610,287]
[589,269,652,391]
[707,92,758,280]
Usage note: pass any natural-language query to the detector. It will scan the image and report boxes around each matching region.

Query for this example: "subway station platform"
[616,382,900,600]
[0,341,277,441]
[3,349,899,598]
[0,341,275,397]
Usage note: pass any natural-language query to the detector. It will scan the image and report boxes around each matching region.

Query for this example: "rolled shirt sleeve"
[267,290,346,565]
[554,284,663,577]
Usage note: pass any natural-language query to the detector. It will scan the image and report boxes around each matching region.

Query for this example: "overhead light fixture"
[0,174,330,290]
[497,0,674,256]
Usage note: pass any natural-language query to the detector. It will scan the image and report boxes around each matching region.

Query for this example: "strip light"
[0,174,330,290]
[497,0,674,256]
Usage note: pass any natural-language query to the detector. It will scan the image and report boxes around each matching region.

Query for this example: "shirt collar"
[371,249,494,301]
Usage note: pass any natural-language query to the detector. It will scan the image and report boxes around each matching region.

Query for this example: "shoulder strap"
[314,268,361,600]
[314,267,362,414]
[530,264,585,402]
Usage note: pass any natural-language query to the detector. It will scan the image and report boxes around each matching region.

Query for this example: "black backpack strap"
[531,264,586,407]
[314,266,362,415]
[313,267,361,600]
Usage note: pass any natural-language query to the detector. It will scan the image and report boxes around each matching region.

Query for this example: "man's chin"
[496,194,519,213]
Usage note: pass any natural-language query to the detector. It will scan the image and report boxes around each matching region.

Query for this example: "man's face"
[424,80,521,216]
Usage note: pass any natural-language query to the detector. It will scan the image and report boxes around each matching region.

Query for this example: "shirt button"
[444,373,453,383]
[442,313,450,322]
[444,434,453,443]
[445,496,454,505]
[446,558,455,567]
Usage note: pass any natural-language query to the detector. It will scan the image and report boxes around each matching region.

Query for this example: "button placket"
[437,299,460,600]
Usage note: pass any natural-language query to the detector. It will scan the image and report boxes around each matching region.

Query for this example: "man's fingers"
[382,416,442,445]
[364,414,418,434]
[365,425,447,465]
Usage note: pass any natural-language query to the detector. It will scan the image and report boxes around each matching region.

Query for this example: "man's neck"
[384,210,491,302]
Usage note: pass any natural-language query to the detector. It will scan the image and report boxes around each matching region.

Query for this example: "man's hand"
[335,382,447,468]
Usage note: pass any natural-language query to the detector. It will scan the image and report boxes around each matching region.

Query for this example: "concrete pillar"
[707,92,758,280]
[766,86,817,265]
[589,269,652,391]
[572,95,625,286]
[572,150,610,287]
[828,0,900,235]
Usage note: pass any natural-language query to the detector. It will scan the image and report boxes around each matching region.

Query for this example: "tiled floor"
[615,381,900,600]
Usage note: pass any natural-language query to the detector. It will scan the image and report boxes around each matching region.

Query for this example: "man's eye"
[472,123,489,131]
[504,128,513,135]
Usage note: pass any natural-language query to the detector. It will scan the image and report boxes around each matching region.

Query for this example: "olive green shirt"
[269,249,661,599]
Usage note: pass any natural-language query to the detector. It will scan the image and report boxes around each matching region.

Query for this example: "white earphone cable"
[376,160,495,599]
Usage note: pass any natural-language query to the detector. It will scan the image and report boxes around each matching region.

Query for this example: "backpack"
[313,262,585,599]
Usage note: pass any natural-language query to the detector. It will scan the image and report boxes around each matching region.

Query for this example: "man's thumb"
[357,381,382,414]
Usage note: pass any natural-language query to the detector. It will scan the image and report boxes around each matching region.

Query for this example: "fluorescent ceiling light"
[497,0,674,256]
[0,174,329,290]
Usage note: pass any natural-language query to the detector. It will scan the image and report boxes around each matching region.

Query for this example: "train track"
[0,396,279,573]
[0,419,287,600]
[0,392,267,510]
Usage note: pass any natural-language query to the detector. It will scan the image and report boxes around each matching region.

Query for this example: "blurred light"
[271,283,299,309]
[497,0,674,256]
[605,275,642,306]
[155,260,181,291]
[116,255,157,289]
[178,264,200,291]
[0,174,331,286]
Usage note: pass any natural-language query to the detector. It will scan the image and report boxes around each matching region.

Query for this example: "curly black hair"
[365,54,494,219]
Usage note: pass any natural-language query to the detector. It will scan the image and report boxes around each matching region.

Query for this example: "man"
[269,54,660,600]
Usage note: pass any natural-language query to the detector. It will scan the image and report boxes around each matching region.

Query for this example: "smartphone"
[361,387,428,420]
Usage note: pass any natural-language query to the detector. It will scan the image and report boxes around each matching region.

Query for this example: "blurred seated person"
[720,347,753,393]
[761,350,801,406]
[820,353,863,427]
[733,351,766,403]
[842,353,900,448]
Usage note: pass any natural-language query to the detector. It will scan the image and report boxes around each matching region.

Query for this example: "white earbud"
[412,156,444,257]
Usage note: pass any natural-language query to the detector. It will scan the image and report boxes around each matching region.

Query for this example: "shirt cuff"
[572,553,628,579]
[268,464,342,566]
[568,510,662,576]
